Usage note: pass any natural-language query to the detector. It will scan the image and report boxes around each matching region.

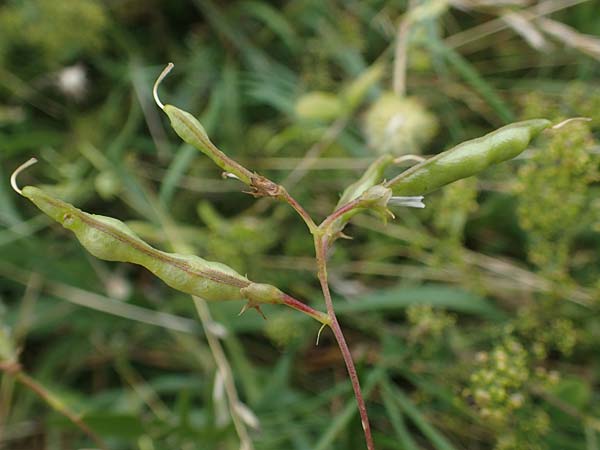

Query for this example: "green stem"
[0,362,108,450]
[192,297,255,450]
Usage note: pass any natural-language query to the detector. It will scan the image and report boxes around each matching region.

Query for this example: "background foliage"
[1,1,600,449]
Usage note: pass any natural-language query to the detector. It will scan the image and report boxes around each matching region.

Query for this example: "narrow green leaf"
[314,367,385,450]
[386,379,458,450]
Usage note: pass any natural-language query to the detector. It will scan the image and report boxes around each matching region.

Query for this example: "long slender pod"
[153,63,283,198]
[386,119,551,195]
[20,183,250,301]
[10,159,329,324]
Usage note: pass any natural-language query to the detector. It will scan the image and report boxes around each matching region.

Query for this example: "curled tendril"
[10,158,38,195]
[153,62,174,110]
[316,322,327,346]
[552,117,592,129]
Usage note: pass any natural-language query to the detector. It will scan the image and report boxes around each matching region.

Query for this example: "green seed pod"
[154,64,283,198]
[11,160,328,321]
[153,63,253,185]
[387,119,551,196]
[20,185,249,301]
[162,104,254,186]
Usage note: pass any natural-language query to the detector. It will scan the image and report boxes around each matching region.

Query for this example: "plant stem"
[192,297,255,450]
[319,197,363,232]
[281,293,331,325]
[393,17,410,97]
[393,1,417,97]
[0,361,108,450]
[266,183,373,446]
[279,189,318,233]
[314,234,375,450]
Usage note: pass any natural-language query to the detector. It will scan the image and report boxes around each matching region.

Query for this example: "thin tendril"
[316,323,327,346]
[153,62,174,110]
[11,158,38,195]
[552,117,592,129]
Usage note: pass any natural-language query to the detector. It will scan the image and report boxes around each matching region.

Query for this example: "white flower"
[388,195,425,209]
[56,64,87,100]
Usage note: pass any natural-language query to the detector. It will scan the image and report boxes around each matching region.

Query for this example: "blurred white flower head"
[56,64,87,100]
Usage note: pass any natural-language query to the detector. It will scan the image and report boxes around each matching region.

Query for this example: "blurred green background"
[1,0,600,449]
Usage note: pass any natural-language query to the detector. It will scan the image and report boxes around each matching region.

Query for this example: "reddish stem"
[281,293,330,325]
[258,172,374,448]
[319,197,363,231]
[314,235,375,450]
[280,189,317,233]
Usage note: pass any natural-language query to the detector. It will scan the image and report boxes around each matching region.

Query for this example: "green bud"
[325,156,394,239]
[295,91,343,122]
[357,185,394,221]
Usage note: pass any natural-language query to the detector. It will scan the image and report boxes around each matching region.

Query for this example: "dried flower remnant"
[388,195,425,209]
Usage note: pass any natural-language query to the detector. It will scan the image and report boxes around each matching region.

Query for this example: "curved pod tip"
[153,62,175,110]
[552,117,592,130]
[11,158,38,195]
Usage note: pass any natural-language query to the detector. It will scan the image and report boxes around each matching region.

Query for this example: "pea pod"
[21,185,254,301]
[162,105,255,186]
[11,159,331,323]
[11,165,281,305]
[386,119,551,195]
[154,63,282,197]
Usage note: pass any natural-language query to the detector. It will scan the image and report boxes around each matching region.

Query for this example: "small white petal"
[222,172,240,180]
[388,195,425,208]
